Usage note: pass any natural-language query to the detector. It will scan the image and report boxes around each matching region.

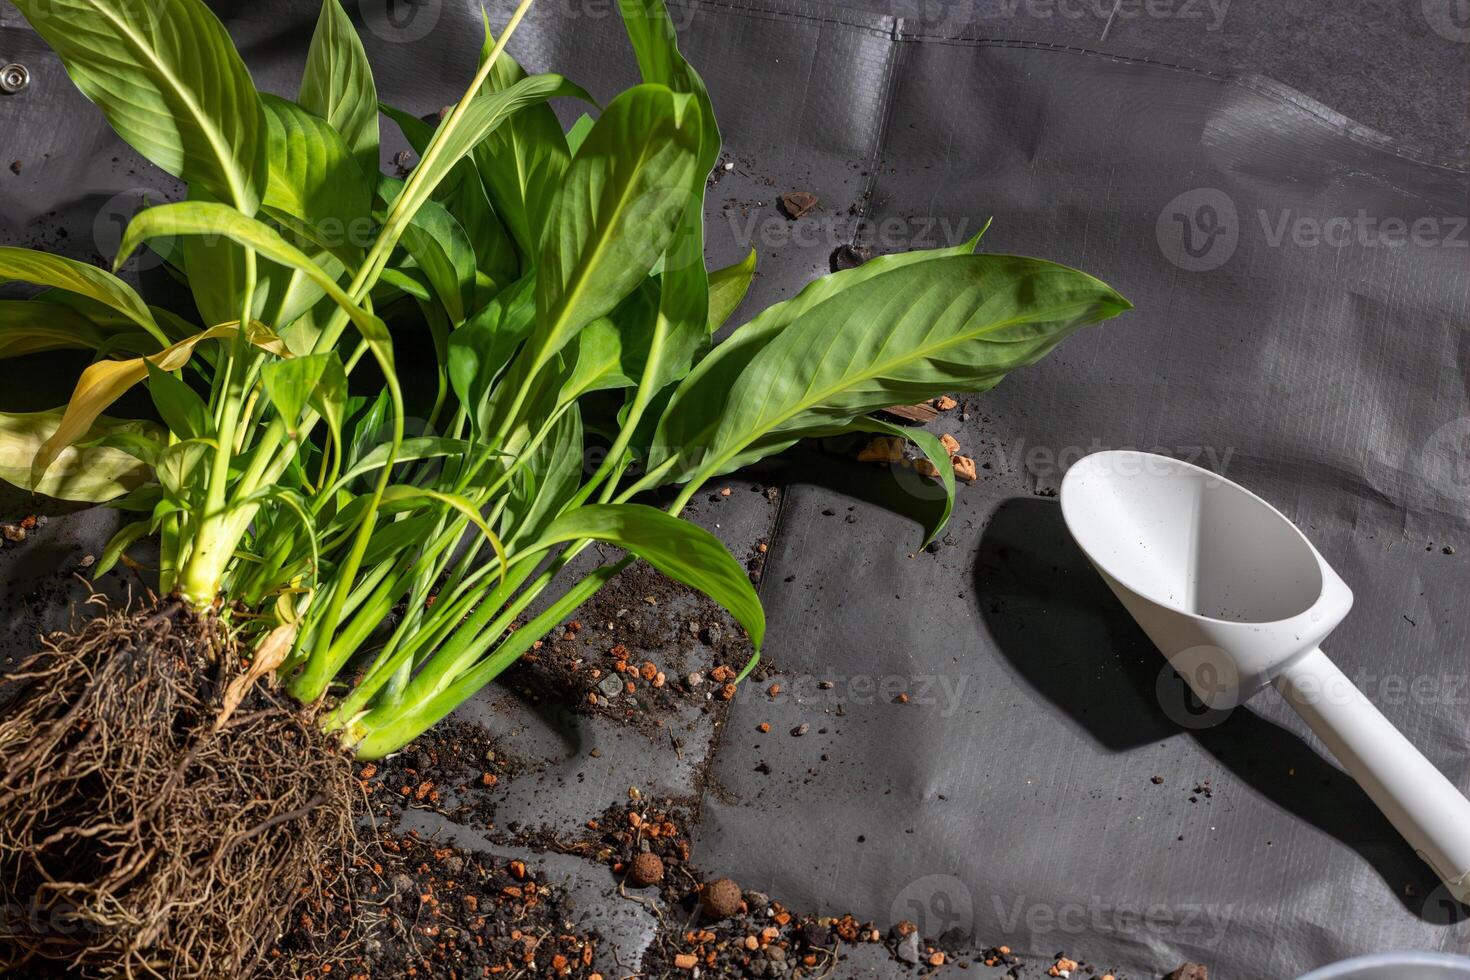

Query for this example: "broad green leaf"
[708,249,756,332]
[262,94,373,265]
[475,15,578,258]
[0,410,161,502]
[11,0,267,212]
[0,247,165,347]
[179,185,315,334]
[79,427,167,468]
[0,300,108,358]
[654,254,1130,486]
[616,0,720,166]
[156,438,212,505]
[647,238,985,476]
[558,279,660,400]
[144,360,212,440]
[115,201,394,374]
[615,0,721,392]
[525,503,764,652]
[30,321,286,484]
[299,0,379,179]
[524,84,702,379]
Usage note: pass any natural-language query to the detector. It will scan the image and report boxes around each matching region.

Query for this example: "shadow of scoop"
[975,496,1439,915]
[975,496,1175,750]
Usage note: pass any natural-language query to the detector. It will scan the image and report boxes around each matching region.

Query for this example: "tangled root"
[0,597,357,978]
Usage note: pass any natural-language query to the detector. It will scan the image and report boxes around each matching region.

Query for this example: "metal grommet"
[0,64,31,95]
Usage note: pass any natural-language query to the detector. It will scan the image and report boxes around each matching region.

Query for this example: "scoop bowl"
[1060,450,1470,903]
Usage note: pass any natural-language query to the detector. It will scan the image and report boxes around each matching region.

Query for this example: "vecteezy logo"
[1423,0,1470,42]
[888,875,974,940]
[95,188,168,272]
[360,0,443,43]
[1155,651,1239,730]
[1422,881,1470,928]
[1157,188,1239,272]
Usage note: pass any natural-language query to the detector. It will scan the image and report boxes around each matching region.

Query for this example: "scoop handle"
[1276,647,1470,903]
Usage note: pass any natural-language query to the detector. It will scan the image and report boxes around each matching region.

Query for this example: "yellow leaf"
[31,321,288,485]
[214,622,297,730]
[0,410,160,502]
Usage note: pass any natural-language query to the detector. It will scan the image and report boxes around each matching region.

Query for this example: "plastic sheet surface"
[1,1,1467,976]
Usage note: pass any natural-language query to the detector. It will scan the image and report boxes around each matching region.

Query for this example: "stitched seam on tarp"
[848,21,908,244]
[672,0,1469,174]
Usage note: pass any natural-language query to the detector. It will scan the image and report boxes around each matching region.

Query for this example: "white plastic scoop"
[1060,449,1470,903]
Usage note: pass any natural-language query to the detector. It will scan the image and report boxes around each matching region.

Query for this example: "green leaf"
[0,409,160,502]
[11,0,267,212]
[387,74,591,253]
[609,1,724,412]
[262,351,347,443]
[564,113,595,154]
[155,438,212,506]
[523,84,703,378]
[812,416,955,548]
[526,503,764,652]
[379,485,507,587]
[474,14,579,258]
[572,273,663,390]
[78,427,166,468]
[0,247,166,347]
[380,176,475,325]
[0,300,109,358]
[501,405,583,548]
[330,436,484,493]
[381,103,517,288]
[448,276,536,436]
[299,0,379,179]
[116,201,394,374]
[262,94,373,265]
[653,253,1130,486]
[144,360,212,440]
[93,520,151,578]
[708,249,756,332]
[644,239,980,477]
[615,0,720,167]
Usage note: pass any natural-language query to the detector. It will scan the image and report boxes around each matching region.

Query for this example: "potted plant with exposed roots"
[0,0,1129,974]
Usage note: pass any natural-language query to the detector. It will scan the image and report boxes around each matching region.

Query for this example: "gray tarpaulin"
[1,1,1467,977]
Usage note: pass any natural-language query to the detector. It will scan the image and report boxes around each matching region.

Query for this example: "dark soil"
[499,489,778,742]
[356,719,521,830]
[264,827,600,980]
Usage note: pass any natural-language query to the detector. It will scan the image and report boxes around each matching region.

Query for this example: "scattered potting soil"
[356,719,521,829]
[498,496,778,741]
[266,828,601,980]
